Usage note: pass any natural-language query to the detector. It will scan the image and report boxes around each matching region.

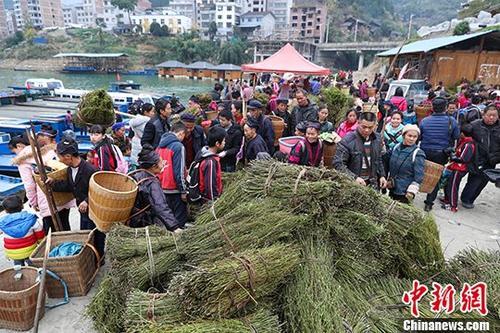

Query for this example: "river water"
[0,69,214,103]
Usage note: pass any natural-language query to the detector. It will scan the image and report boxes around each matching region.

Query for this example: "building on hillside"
[12,0,64,30]
[214,0,242,39]
[131,10,192,34]
[239,11,275,39]
[377,30,500,87]
[167,0,196,26]
[0,0,8,37]
[197,0,216,38]
[289,0,326,44]
[267,0,292,29]
[62,0,131,30]
[5,9,17,34]
[241,0,267,14]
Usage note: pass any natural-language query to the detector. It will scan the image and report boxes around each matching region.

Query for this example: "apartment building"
[12,0,64,30]
[131,9,192,34]
[266,0,291,29]
[214,0,241,38]
[0,0,8,36]
[289,0,326,43]
[168,0,195,24]
[241,0,266,14]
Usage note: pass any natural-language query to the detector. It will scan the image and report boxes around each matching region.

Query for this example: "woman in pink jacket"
[10,129,75,233]
[337,109,359,138]
[389,87,408,112]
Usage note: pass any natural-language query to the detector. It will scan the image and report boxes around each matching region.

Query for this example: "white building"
[239,11,275,38]
[0,0,8,36]
[241,0,266,14]
[197,0,216,38]
[266,0,292,29]
[214,0,241,38]
[167,0,196,25]
[62,0,130,30]
[131,10,192,34]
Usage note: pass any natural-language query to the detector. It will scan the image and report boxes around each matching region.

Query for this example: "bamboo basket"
[367,87,377,98]
[30,230,100,298]
[269,115,285,146]
[0,267,44,331]
[205,111,218,121]
[415,105,432,123]
[322,142,337,169]
[88,171,138,232]
[363,103,377,113]
[34,167,74,206]
[420,160,445,193]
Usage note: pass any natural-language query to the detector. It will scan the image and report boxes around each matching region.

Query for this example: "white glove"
[407,183,420,195]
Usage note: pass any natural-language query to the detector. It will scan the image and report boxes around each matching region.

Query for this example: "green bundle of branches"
[283,235,344,333]
[75,89,115,128]
[179,199,309,264]
[195,93,212,110]
[253,92,269,107]
[126,305,280,333]
[107,225,179,261]
[437,248,500,318]
[87,275,129,333]
[319,86,353,126]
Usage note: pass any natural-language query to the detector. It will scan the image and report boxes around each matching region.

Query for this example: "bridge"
[249,35,403,70]
[318,41,401,52]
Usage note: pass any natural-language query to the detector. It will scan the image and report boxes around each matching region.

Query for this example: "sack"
[186,155,214,203]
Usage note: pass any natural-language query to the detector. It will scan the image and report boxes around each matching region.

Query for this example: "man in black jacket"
[141,98,172,148]
[217,109,243,172]
[289,89,319,135]
[333,112,387,189]
[461,105,500,208]
[180,113,207,166]
[49,138,105,257]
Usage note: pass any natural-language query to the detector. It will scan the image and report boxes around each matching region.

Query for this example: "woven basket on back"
[420,160,445,193]
[269,115,285,146]
[88,171,138,232]
[33,167,74,206]
[415,105,432,123]
[0,267,44,331]
[322,142,337,169]
[367,87,377,97]
[30,230,99,298]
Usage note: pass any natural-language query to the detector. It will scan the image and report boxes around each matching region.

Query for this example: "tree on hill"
[150,22,162,36]
[208,21,217,41]
[111,0,138,25]
[219,41,248,65]
[453,21,470,35]
[161,25,170,36]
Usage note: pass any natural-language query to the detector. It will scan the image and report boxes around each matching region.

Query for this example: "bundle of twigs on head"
[126,306,281,333]
[179,198,309,264]
[127,244,300,325]
[74,89,115,128]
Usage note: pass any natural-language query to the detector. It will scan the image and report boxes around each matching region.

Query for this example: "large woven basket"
[34,167,74,206]
[269,115,285,146]
[367,87,377,97]
[30,230,100,298]
[88,171,138,232]
[322,142,337,169]
[420,160,445,193]
[0,267,44,331]
[415,105,432,123]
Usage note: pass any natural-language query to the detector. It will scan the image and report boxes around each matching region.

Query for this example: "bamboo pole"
[32,230,51,333]
[26,124,62,231]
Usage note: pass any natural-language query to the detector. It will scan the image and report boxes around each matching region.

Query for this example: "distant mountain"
[391,0,463,26]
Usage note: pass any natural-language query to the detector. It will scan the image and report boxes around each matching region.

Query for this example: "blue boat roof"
[377,30,496,57]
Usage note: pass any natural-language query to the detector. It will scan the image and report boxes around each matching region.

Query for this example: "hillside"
[391,0,463,27]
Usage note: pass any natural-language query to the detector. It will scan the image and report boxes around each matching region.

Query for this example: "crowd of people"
[1,72,499,268]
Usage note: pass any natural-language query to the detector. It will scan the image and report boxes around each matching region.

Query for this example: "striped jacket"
[0,211,45,260]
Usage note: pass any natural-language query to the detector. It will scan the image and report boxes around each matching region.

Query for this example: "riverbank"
[0,59,62,72]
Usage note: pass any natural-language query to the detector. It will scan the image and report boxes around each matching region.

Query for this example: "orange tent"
[241,43,330,75]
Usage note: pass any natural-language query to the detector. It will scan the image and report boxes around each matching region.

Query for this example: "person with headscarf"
[10,127,75,233]
[129,103,156,167]
[129,145,181,231]
[111,122,131,157]
[288,122,323,167]
[242,118,268,163]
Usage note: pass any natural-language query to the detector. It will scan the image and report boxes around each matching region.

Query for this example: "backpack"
[458,105,481,127]
[186,155,214,203]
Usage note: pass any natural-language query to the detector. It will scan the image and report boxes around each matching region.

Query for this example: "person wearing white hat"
[386,124,426,204]
[278,72,294,100]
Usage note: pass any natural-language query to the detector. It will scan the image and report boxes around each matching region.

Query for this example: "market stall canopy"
[241,43,330,75]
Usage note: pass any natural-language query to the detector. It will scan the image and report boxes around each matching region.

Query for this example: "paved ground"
[0,181,498,333]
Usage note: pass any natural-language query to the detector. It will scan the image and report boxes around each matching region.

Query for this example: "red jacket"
[198,152,222,201]
[447,137,475,173]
